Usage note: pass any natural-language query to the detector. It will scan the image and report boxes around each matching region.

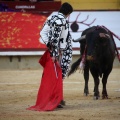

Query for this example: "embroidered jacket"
[40,12,72,58]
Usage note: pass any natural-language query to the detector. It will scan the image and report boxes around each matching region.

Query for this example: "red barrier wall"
[0,12,48,51]
[0,1,61,51]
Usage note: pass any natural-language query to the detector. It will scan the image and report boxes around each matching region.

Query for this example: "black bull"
[68,26,116,99]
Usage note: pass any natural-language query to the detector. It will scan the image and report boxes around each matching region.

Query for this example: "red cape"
[27,50,63,111]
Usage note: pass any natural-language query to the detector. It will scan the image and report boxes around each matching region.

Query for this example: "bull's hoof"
[102,95,108,99]
[93,96,100,100]
[84,93,89,96]
[84,90,89,96]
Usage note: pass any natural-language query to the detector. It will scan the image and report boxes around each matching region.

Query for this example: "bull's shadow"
[68,25,116,100]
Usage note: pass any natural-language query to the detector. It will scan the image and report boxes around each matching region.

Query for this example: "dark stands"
[0,0,61,13]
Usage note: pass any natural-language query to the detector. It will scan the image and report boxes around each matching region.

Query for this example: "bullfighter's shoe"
[60,100,66,106]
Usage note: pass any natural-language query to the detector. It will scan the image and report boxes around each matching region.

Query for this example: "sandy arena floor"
[0,68,120,120]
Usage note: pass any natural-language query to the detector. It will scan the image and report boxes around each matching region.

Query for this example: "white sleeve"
[40,21,50,45]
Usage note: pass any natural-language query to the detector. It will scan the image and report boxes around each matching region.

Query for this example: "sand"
[0,68,120,120]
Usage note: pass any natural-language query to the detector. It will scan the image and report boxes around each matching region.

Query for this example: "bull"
[68,26,116,99]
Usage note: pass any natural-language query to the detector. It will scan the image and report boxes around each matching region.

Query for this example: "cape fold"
[27,50,63,111]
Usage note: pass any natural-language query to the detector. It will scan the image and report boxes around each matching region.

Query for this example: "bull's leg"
[90,69,100,100]
[102,75,108,99]
[93,77,100,100]
[102,68,112,99]
[83,62,89,96]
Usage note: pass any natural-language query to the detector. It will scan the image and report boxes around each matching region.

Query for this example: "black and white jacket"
[40,12,72,58]
[40,12,73,78]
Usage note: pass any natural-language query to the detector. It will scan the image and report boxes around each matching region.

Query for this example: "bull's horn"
[73,35,86,42]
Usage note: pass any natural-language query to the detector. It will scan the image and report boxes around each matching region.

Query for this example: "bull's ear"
[99,33,110,39]
[73,35,86,42]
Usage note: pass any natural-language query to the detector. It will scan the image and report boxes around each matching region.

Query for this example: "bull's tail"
[68,57,81,76]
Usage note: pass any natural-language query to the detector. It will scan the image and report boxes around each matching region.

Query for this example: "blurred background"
[0,0,120,69]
